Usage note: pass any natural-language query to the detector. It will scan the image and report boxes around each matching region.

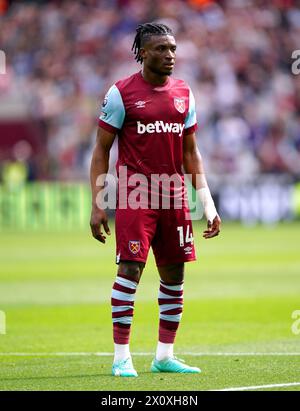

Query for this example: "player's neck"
[141,68,169,86]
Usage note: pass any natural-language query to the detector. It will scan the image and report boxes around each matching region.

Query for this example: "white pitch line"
[179,352,300,357]
[213,382,300,391]
[0,352,300,357]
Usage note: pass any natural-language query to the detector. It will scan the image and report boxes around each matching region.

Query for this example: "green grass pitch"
[0,221,300,391]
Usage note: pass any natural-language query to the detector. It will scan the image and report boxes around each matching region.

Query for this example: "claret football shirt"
[99,71,197,176]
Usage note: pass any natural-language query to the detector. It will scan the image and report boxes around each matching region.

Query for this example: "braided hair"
[132,22,174,64]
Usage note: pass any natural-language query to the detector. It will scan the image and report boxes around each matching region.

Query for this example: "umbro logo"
[135,100,146,108]
[184,246,193,255]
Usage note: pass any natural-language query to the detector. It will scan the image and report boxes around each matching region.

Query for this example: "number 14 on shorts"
[177,225,194,247]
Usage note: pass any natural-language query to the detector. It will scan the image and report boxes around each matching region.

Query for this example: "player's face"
[141,35,176,76]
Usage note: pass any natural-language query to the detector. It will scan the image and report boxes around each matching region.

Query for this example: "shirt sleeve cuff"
[98,119,119,134]
[184,123,198,136]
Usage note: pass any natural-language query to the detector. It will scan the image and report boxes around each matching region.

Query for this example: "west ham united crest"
[174,97,185,113]
[129,240,140,255]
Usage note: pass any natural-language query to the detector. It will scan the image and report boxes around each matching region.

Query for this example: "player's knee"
[118,261,144,282]
[158,263,184,284]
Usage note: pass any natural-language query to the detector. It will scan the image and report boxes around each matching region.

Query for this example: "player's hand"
[90,206,111,243]
[203,214,221,239]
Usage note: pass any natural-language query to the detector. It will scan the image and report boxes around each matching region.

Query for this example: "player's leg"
[156,262,184,360]
[150,262,200,373]
[112,207,158,376]
[111,261,144,377]
[150,208,200,373]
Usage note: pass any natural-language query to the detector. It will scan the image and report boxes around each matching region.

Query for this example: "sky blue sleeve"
[184,88,197,129]
[99,84,125,130]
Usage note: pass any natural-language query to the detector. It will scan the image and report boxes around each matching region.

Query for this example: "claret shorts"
[115,206,196,267]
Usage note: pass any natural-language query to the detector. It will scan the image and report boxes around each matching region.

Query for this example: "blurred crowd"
[0,0,300,182]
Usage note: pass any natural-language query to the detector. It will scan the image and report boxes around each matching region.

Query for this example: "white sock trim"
[114,343,131,362]
[156,341,174,361]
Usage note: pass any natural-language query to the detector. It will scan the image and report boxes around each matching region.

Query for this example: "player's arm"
[183,132,221,239]
[90,127,116,243]
[90,84,125,243]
